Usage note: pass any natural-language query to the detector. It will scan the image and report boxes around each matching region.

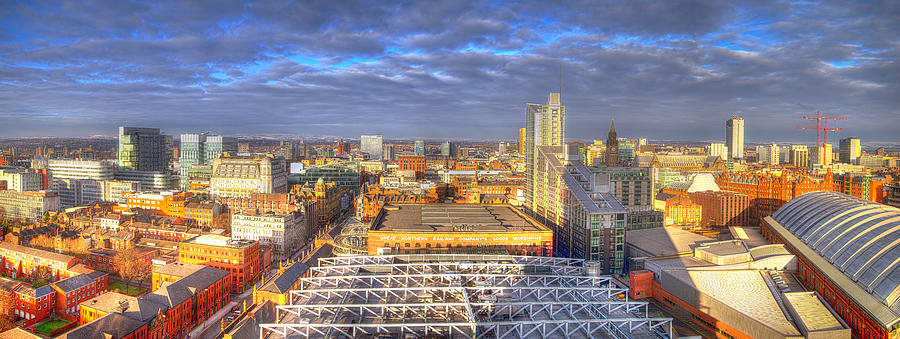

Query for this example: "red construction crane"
[796,110,847,147]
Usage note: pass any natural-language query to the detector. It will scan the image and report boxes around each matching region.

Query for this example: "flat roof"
[663,269,801,337]
[373,204,548,233]
[783,292,845,332]
[626,227,715,257]
[695,240,749,257]
[729,226,769,248]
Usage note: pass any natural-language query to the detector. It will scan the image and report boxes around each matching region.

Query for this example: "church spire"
[610,119,616,134]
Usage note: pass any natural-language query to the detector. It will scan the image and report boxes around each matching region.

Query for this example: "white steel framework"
[261,254,672,339]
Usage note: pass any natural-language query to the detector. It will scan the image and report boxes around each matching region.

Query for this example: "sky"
[1,1,898,143]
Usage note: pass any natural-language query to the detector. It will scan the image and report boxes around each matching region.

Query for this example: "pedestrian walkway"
[187,287,253,339]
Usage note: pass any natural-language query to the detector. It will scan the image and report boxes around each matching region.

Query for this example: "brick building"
[716,170,832,224]
[663,195,702,228]
[398,155,427,178]
[178,235,264,293]
[75,263,231,339]
[688,190,752,228]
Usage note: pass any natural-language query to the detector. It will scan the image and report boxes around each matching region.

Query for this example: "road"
[188,287,255,339]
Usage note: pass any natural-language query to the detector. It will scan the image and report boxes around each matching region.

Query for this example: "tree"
[0,292,16,332]
[114,248,152,295]
[29,266,51,288]
[213,211,232,234]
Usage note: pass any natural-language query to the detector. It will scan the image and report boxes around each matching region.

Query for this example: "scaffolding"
[260,254,672,338]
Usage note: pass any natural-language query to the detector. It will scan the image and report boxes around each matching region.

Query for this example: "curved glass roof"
[772,191,900,313]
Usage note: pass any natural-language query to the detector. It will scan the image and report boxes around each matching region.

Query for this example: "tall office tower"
[765,143,780,165]
[180,133,237,189]
[297,141,309,159]
[440,141,457,158]
[839,137,861,165]
[525,94,627,274]
[335,139,350,155]
[118,127,171,172]
[605,120,618,166]
[238,142,250,154]
[637,138,648,146]
[498,142,507,154]
[413,140,425,156]
[726,114,744,160]
[526,93,566,208]
[382,145,395,161]
[812,143,833,166]
[790,145,809,168]
[518,127,527,154]
[360,135,383,159]
[778,145,792,165]
[707,143,727,159]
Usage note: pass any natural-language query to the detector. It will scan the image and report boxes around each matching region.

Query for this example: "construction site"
[260,254,673,338]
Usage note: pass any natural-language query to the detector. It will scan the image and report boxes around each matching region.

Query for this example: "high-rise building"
[790,145,809,168]
[756,143,779,165]
[382,145,395,161]
[525,93,565,206]
[525,94,628,274]
[812,143,833,166]
[605,120,618,166]
[498,142,507,154]
[413,140,425,156]
[617,140,634,165]
[518,127,526,154]
[839,137,861,165]
[707,143,727,159]
[726,114,744,160]
[118,127,171,172]
[360,135,383,159]
[180,133,237,189]
[440,141,457,158]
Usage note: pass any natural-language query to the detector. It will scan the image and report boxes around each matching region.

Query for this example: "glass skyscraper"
[180,133,237,189]
[414,140,425,156]
[360,135,383,159]
[118,126,171,172]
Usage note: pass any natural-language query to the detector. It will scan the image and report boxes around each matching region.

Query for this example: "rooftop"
[153,261,206,278]
[626,227,715,257]
[262,254,672,339]
[372,204,548,233]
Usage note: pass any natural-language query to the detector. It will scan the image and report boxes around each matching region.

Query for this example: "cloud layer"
[1,0,898,142]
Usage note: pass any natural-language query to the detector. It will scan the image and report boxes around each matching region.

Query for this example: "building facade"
[180,133,237,189]
[177,235,262,293]
[0,190,59,222]
[210,154,287,198]
[118,126,171,172]
[839,137,861,165]
[360,135,383,159]
[231,210,308,255]
[726,114,744,160]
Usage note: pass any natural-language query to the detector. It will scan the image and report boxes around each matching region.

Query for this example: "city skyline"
[2,1,898,141]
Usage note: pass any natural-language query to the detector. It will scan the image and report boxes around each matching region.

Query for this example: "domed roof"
[772,191,900,314]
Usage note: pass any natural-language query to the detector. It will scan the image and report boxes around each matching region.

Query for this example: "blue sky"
[0,0,898,142]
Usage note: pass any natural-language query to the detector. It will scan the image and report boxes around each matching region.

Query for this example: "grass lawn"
[109,281,147,295]
[34,319,70,336]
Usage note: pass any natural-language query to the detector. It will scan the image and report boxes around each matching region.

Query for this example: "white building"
[360,135,383,159]
[231,211,308,255]
[790,145,809,168]
[47,159,117,208]
[726,114,744,160]
[0,169,43,191]
[756,143,779,165]
[707,143,727,160]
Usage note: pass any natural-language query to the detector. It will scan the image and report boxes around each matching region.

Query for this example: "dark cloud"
[0,0,898,143]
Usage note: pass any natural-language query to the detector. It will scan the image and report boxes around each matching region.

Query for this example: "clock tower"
[605,119,618,166]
